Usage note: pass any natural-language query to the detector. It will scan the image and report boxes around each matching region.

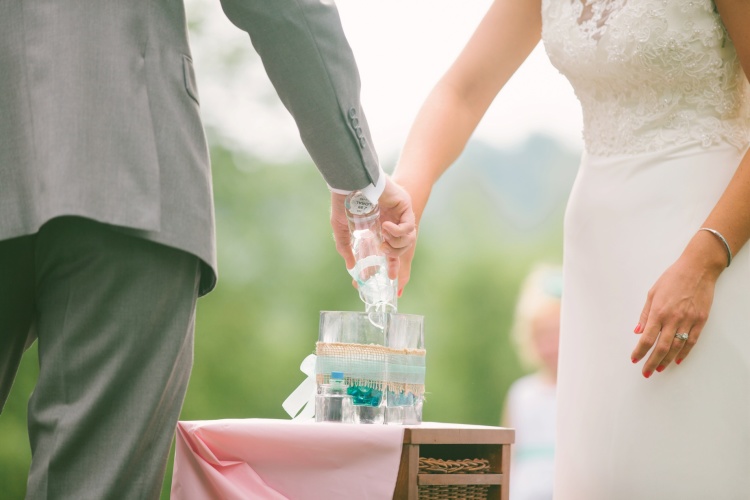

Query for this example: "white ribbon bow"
[347,255,385,286]
[282,354,317,421]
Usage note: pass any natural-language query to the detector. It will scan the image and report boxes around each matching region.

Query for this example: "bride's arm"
[631,0,750,376]
[392,0,542,291]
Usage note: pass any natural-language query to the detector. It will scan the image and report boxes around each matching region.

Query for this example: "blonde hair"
[510,264,562,370]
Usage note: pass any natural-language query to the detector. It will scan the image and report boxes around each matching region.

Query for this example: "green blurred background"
[0,2,581,498]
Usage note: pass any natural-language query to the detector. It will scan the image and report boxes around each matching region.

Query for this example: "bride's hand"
[395,237,417,297]
[378,176,417,280]
[630,231,726,377]
[330,175,416,283]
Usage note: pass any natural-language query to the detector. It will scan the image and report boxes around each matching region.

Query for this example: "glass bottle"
[315,371,352,423]
[344,191,397,326]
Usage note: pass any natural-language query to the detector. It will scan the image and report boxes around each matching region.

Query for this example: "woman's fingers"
[634,291,653,334]
[629,245,720,378]
[652,327,691,371]
[378,176,417,256]
[630,320,663,377]
[396,244,417,296]
[386,254,400,281]
[631,287,658,365]
[381,221,415,255]
[674,323,703,365]
[633,321,705,377]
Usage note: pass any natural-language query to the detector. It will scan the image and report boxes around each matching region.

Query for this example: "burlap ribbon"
[315,342,426,397]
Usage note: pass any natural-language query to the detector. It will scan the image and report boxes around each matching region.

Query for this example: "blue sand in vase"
[347,386,382,407]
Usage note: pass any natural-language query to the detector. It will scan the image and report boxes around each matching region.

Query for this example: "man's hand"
[330,175,416,284]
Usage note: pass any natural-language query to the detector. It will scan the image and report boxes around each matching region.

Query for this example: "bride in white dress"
[392,1,750,498]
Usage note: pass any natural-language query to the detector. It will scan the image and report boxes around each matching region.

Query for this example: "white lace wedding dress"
[541,1,750,498]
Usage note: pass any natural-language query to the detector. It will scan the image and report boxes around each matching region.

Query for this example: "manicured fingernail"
[398,288,403,297]
[631,357,638,364]
[676,359,682,365]
[634,323,642,333]
[656,365,665,373]
[644,370,653,378]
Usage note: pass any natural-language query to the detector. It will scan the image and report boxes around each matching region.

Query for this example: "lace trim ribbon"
[315,341,426,397]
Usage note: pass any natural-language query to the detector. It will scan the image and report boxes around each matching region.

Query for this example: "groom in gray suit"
[0,0,414,498]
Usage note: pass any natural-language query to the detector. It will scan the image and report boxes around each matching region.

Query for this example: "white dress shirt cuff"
[328,166,387,204]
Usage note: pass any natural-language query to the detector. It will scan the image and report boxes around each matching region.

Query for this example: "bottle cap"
[345,191,377,218]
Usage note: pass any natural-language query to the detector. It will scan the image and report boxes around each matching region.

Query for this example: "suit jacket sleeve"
[220,0,380,191]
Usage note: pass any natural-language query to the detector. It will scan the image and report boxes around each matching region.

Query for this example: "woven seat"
[393,424,513,499]
[418,458,491,500]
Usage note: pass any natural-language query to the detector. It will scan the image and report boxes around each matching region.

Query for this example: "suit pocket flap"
[182,54,199,105]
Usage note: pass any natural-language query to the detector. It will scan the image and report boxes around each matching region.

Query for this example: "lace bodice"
[542,0,750,156]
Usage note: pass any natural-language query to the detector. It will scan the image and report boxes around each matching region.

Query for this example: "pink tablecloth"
[172,419,405,500]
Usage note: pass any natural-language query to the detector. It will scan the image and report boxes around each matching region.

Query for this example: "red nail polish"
[676,359,682,365]
[631,357,638,364]
[634,323,641,333]
[398,288,403,298]
[644,371,653,378]
[656,365,665,373]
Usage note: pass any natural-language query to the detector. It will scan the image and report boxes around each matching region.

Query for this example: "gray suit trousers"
[0,217,200,499]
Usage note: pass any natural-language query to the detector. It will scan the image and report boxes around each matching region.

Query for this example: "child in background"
[502,265,562,500]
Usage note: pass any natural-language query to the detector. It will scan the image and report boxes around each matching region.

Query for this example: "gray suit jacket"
[0,0,380,295]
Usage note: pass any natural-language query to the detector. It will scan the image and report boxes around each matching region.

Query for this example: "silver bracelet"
[699,227,733,267]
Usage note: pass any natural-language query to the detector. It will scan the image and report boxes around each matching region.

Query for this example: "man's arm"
[219,0,381,196]
[219,0,415,283]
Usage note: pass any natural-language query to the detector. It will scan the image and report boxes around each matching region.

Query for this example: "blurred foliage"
[0,132,575,499]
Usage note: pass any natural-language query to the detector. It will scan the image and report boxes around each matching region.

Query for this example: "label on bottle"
[347,192,375,216]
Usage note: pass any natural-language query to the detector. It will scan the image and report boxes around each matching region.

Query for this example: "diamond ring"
[674,332,689,341]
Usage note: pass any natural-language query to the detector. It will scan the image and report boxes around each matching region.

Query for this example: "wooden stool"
[393,423,514,500]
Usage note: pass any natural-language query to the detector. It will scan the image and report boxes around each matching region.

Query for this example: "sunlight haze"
[187,0,584,163]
